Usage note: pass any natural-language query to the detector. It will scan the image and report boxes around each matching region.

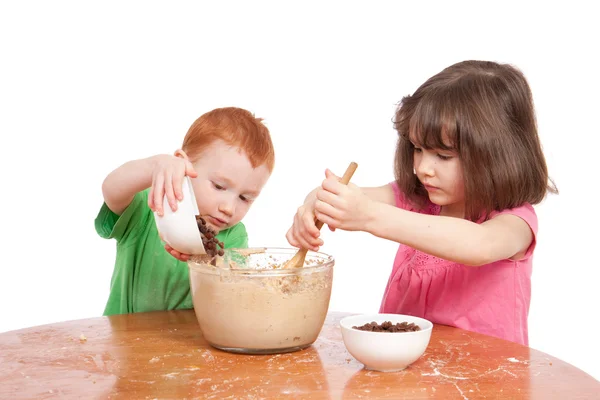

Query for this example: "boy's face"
[189,140,271,233]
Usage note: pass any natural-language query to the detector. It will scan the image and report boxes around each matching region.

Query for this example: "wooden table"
[0,311,597,399]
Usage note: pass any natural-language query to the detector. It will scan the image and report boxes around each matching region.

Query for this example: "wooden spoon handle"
[314,162,358,230]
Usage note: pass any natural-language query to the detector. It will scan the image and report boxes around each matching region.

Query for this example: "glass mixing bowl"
[188,247,334,354]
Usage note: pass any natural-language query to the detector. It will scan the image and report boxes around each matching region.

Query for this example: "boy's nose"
[218,196,235,217]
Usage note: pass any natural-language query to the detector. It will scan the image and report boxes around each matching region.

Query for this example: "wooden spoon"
[283,162,358,269]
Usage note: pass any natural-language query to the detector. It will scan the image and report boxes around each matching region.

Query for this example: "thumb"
[185,160,198,178]
[324,168,339,180]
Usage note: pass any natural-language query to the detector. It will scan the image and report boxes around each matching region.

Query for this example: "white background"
[1,1,599,381]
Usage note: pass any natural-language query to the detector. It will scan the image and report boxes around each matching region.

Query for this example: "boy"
[95,107,275,315]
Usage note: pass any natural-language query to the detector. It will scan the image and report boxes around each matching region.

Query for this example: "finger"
[185,160,198,178]
[314,199,342,221]
[299,208,320,238]
[290,213,320,249]
[148,185,155,211]
[153,174,165,216]
[315,189,344,209]
[170,249,185,261]
[172,166,184,201]
[294,219,323,249]
[286,229,300,248]
[324,168,340,180]
[165,245,189,262]
[164,170,178,212]
[294,229,321,252]
[315,211,339,230]
[322,175,345,195]
[300,227,324,247]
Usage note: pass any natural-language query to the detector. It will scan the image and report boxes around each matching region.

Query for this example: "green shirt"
[95,189,248,316]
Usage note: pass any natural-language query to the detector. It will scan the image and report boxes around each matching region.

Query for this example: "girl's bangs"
[406,94,458,151]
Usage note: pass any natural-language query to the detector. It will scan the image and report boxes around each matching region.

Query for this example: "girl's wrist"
[362,199,381,235]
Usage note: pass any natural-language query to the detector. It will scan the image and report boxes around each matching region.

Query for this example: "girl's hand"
[314,169,373,232]
[148,154,198,216]
[286,188,324,252]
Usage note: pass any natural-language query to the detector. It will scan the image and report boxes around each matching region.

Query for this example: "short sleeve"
[221,222,249,249]
[94,190,152,244]
[390,182,414,211]
[491,203,538,259]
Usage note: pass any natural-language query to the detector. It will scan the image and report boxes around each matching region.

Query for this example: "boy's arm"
[102,157,156,215]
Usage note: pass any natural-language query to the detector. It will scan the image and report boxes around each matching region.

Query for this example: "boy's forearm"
[102,156,156,215]
[366,204,491,266]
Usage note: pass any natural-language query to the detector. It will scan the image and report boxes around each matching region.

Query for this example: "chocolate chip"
[195,216,224,258]
[352,320,421,332]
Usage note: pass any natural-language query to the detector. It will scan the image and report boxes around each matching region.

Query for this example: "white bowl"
[153,176,206,255]
[340,313,433,372]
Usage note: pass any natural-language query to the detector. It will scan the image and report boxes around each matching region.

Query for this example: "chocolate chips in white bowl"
[353,321,421,332]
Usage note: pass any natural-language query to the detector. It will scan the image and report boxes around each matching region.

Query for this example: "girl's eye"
[213,183,225,190]
[413,147,423,153]
[437,154,453,161]
[239,195,250,203]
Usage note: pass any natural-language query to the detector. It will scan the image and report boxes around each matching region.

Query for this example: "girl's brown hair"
[182,107,275,172]
[394,60,557,221]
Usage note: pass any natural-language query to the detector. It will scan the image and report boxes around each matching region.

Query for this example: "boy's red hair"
[182,107,275,172]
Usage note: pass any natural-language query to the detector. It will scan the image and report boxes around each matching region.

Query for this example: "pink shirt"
[380,182,537,345]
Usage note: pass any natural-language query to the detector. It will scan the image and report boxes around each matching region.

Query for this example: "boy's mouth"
[205,215,228,228]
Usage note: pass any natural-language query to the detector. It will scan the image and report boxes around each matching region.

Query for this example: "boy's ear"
[174,149,189,160]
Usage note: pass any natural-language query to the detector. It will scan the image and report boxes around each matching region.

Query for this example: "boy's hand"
[164,244,191,262]
[313,169,372,232]
[286,189,324,252]
[148,154,198,216]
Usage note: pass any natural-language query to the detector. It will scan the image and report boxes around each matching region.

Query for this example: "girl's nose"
[416,155,436,177]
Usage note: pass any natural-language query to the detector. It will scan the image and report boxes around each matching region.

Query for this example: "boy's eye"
[213,183,225,190]
[239,195,250,202]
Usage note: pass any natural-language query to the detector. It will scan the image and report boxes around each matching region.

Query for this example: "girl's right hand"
[285,188,325,252]
[148,154,198,216]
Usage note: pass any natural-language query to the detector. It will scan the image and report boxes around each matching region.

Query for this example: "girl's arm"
[286,184,395,251]
[361,185,396,206]
[315,174,533,266]
[365,205,533,266]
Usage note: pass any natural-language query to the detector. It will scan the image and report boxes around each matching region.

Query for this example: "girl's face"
[189,140,271,232]
[412,141,465,218]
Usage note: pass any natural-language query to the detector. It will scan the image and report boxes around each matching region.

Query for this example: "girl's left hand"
[314,169,373,232]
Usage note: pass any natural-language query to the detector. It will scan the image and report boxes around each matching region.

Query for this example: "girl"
[286,60,557,345]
